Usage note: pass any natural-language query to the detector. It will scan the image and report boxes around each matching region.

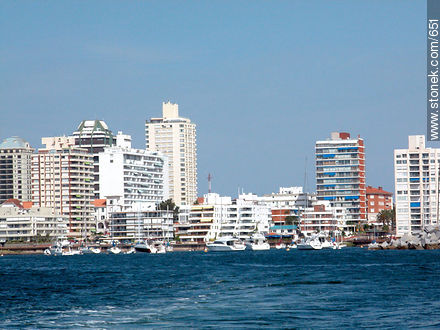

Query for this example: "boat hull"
[297,243,322,250]
[207,245,246,252]
[246,243,270,251]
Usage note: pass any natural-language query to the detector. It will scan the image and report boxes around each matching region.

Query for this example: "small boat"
[245,233,270,251]
[134,241,155,253]
[90,247,101,254]
[206,237,246,252]
[297,235,322,250]
[275,242,286,250]
[125,247,136,254]
[62,247,83,256]
[287,243,297,249]
[109,246,122,254]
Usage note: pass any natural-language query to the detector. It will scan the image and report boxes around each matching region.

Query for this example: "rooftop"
[0,137,31,149]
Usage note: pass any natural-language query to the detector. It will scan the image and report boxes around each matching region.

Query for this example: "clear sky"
[0,0,426,197]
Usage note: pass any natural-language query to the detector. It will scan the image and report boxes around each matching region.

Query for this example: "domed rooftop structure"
[0,136,31,149]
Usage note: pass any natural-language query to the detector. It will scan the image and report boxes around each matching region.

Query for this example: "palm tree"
[377,209,395,233]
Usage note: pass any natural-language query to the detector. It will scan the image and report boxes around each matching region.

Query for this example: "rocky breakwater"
[369,225,440,250]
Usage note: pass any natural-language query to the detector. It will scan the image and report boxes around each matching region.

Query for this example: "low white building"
[109,207,174,242]
[98,143,169,210]
[0,199,68,242]
[176,193,272,244]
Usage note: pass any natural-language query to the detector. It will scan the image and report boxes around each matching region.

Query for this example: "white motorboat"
[134,241,156,253]
[90,247,101,254]
[62,247,83,256]
[206,237,246,252]
[297,235,322,250]
[109,246,122,254]
[245,234,270,251]
[125,247,136,254]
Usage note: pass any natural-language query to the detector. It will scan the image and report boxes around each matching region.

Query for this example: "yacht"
[245,234,270,251]
[206,237,246,252]
[134,241,157,253]
[297,235,322,250]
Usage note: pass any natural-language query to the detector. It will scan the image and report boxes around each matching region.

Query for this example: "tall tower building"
[145,101,197,206]
[315,132,366,233]
[0,137,34,203]
[394,135,440,236]
[31,136,94,238]
[72,120,115,199]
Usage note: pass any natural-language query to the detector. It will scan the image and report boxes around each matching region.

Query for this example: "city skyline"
[0,0,425,197]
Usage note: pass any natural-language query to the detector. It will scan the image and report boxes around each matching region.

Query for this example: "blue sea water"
[1,249,440,328]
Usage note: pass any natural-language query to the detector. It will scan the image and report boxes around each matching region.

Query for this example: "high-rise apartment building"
[0,137,34,203]
[394,135,440,236]
[315,132,366,233]
[98,144,169,210]
[145,101,197,206]
[31,137,94,238]
[72,120,115,199]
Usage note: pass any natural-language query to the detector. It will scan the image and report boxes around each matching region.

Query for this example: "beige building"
[0,137,34,204]
[0,199,68,242]
[145,101,197,206]
[31,137,94,238]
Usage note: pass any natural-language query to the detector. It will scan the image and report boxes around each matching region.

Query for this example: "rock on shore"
[369,225,440,250]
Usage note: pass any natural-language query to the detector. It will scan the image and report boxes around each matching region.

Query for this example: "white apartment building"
[31,137,94,238]
[98,143,169,210]
[300,202,342,236]
[109,208,174,242]
[0,137,34,204]
[145,101,197,206]
[0,199,68,241]
[175,193,271,244]
[394,135,440,236]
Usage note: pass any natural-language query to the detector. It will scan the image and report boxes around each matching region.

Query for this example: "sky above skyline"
[0,0,426,197]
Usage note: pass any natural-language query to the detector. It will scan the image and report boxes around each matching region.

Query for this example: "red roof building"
[366,186,393,223]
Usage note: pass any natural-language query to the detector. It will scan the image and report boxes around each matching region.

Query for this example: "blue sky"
[0,0,426,197]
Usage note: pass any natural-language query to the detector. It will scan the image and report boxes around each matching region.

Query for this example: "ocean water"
[1,249,440,328]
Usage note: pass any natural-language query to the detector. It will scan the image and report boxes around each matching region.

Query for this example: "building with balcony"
[300,202,341,236]
[175,193,271,244]
[0,199,68,242]
[0,137,34,204]
[98,144,169,210]
[145,101,197,206]
[109,208,174,242]
[31,137,94,238]
[394,135,440,236]
[316,132,366,233]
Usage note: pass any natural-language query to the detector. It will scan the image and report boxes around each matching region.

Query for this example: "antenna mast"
[208,173,212,193]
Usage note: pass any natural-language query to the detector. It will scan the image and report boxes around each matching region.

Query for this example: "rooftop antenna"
[304,156,308,209]
[208,173,212,193]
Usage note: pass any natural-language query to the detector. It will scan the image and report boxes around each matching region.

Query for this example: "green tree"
[157,199,180,221]
[377,209,395,233]
[285,215,299,226]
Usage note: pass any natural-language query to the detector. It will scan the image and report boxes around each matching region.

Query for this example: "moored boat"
[245,233,270,251]
[206,237,246,252]
[297,235,322,250]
